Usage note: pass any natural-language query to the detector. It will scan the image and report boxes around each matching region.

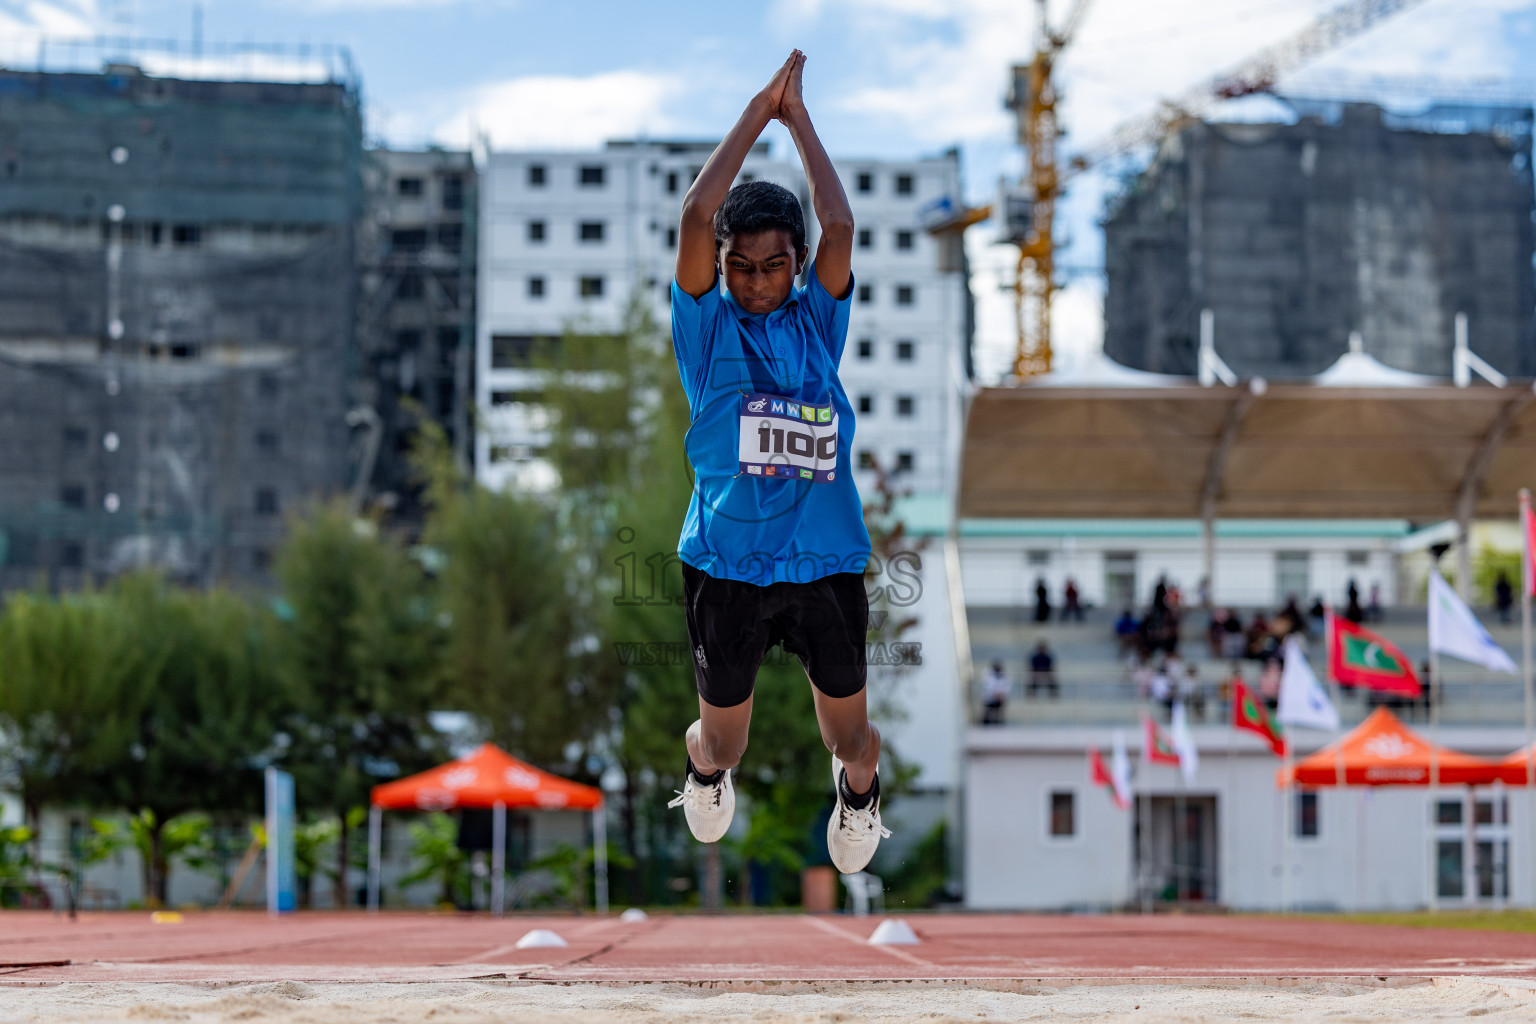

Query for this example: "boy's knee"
[701,732,747,770]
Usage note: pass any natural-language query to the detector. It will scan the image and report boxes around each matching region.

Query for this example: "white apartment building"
[475,141,973,502]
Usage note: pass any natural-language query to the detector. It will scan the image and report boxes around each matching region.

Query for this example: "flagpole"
[1520,488,1533,908]
[1282,741,1293,914]
[1430,644,1441,914]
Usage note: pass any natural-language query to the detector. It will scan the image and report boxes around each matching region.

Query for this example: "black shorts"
[682,563,869,708]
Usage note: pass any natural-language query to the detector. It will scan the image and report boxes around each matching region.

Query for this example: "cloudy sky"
[3,0,1534,378]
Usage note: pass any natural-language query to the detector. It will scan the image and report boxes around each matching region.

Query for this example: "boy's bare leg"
[810,685,880,792]
[685,695,753,775]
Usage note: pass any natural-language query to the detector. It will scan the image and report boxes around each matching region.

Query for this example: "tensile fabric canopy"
[370,743,603,811]
[1280,708,1501,787]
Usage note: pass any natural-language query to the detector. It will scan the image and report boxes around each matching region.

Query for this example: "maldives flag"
[1142,716,1181,766]
[1089,747,1130,810]
[1232,681,1286,757]
[1327,611,1421,696]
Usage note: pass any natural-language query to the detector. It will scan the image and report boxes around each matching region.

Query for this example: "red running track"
[0,911,1534,985]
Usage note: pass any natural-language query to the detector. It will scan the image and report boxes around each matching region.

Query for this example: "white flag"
[1428,571,1518,674]
[1276,636,1340,731]
[1170,701,1199,785]
[1110,729,1133,810]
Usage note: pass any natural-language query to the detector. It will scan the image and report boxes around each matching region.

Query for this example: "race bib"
[737,392,839,482]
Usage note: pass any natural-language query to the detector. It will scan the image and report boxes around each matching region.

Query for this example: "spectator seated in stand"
[1278,596,1307,638]
[1220,610,1245,661]
[1027,641,1059,698]
[1114,608,1140,653]
[981,660,1009,725]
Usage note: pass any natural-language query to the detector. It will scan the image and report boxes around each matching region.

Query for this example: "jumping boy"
[665,51,888,874]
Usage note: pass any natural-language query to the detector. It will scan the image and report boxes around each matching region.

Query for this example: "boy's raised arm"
[779,54,853,300]
[675,53,799,299]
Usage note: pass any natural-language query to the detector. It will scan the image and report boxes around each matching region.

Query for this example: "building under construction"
[0,65,362,590]
[1102,100,1536,379]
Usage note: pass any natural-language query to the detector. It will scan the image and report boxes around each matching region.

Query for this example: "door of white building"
[1275,551,1310,607]
[1134,795,1219,905]
[1104,551,1137,612]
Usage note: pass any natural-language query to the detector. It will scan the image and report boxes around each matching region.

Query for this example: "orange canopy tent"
[365,744,606,914]
[1496,744,1536,787]
[1279,708,1503,787]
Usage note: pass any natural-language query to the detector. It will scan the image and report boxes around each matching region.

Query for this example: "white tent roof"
[1312,349,1441,388]
[1024,349,1190,388]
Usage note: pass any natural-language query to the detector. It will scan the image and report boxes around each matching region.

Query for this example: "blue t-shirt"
[671,265,871,586]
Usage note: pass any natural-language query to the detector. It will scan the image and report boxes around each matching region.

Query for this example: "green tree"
[275,500,447,908]
[94,574,287,905]
[398,812,469,907]
[414,422,587,768]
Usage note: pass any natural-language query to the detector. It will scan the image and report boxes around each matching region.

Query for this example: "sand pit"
[2,977,1535,1023]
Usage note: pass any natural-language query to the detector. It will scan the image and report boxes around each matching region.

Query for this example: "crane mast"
[1003,0,1430,379]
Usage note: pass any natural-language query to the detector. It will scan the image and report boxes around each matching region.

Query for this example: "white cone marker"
[619,907,649,922]
[868,918,920,945]
[514,929,569,949]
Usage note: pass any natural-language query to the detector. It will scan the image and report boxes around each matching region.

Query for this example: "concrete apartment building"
[0,65,362,589]
[357,148,477,525]
[1102,101,1535,379]
[476,141,975,834]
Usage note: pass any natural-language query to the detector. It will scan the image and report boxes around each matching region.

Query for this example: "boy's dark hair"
[713,180,806,255]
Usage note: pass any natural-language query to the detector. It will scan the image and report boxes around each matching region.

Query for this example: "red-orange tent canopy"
[1280,708,1503,787]
[370,743,603,812]
[1496,745,1536,787]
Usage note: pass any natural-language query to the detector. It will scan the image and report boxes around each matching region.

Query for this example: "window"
[579,221,605,242]
[1049,791,1075,837]
[256,430,279,457]
[579,275,605,298]
[59,541,83,569]
[896,340,914,361]
[441,174,464,211]
[391,228,427,253]
[395,329,421,350]
[491,334,557,369]
[527,164,546,187]
[527,276,545,298]
[857,284,872,305]
[578,164,605,186]
[665,227,677,249]
[437,223,462,252]
[1027,549,1051,567]
[666,170,679,194]
[858,450,877,470]
[252,548,272,571]
[894,173,914,195]
[896,395,914,417]
[857,394,873,414]
[856,171,873,194]
[171,224,201,247]
[255,488,280,515]
[396,176,423,197]
[61,484,85,509]
[1293,791,1319,838]
[895,284,914,306]
[857,228,873,250]
[857,339,873,360]
[527,220,546,243]
[1346,550,1370,566]
[63,426,87,448]
[896,451,914,472]
[895,229,914,251]
[395,274,424,301]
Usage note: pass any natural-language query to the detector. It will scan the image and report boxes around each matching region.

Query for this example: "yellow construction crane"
[1003,0,1431,379]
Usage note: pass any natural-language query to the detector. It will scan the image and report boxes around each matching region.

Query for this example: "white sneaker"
[667,765,735,843]
[828,757,891,874]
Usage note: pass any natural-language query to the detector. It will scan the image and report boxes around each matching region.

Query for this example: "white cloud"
[0,0,98,45]
[428,70,684,151]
